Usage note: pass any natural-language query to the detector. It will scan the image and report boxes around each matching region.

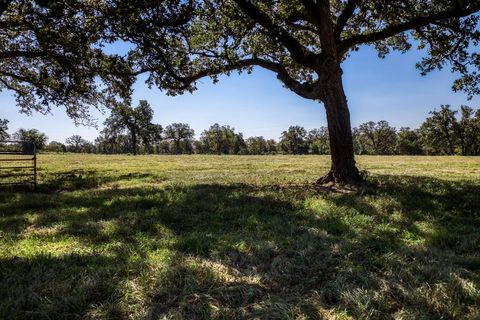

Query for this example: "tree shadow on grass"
[0,169,167,194]
[1,183,336,319]
[40,170,166,191]
[331,174,480,252]
[324,174,480,318]
[0,175,479,319]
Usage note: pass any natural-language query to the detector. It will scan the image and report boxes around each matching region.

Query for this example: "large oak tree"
[3,1,480,184]
[106,0,480,185]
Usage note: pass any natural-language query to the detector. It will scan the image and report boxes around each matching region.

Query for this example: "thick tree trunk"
[312,0,363,187]
[318,69,363,186]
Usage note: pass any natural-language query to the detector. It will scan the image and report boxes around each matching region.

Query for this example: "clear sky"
[1,45,478,143]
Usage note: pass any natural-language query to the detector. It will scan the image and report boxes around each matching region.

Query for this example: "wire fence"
[0,141,37,189]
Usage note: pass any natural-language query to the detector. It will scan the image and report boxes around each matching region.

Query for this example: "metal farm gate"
[0,141,37,189]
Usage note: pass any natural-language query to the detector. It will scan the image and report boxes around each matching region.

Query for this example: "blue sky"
[1,45,478,143]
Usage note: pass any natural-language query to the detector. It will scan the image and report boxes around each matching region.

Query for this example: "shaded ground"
[0,155,479,319]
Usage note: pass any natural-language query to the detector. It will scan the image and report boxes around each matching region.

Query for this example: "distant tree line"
[1,104,479,156]
[352,105,480,156]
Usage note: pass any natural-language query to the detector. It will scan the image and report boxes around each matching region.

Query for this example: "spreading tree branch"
[339,3,480,54]
[234,0,318,67]
[334,0,361,39]
[133,57,320,100]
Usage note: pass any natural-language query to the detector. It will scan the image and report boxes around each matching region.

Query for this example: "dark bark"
[131,127,137,155]
[459,132,466,155]
[317,64,363,186]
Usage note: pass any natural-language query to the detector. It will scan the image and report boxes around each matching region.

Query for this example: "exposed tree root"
[315,168,366,192]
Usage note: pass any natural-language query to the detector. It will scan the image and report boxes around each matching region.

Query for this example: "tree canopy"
[307,127,330,154]
[65,135,94,153]
[106,1,480,98]
[12,128,47,149]
[419,105,458,155]
[456,105,480,156]
[280,125,308,154]
[102,100,162,155]
[396,127,423,155]
[164,123,195,154]
[45,141,66,153]
[0,118,9,140]
[199,124,246,155]
[354,121,397,155]
[0,0,131,123]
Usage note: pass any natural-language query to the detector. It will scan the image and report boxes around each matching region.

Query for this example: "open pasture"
[1,154,479,319]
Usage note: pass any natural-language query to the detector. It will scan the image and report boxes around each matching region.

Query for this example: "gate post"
[33,143,37,190]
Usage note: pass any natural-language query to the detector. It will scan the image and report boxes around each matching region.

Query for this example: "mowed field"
[1,154,479,319]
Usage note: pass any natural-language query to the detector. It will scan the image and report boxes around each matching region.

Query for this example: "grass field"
[1,154,479,319]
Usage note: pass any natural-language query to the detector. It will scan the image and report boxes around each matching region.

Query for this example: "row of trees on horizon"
[1,103,479,156]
